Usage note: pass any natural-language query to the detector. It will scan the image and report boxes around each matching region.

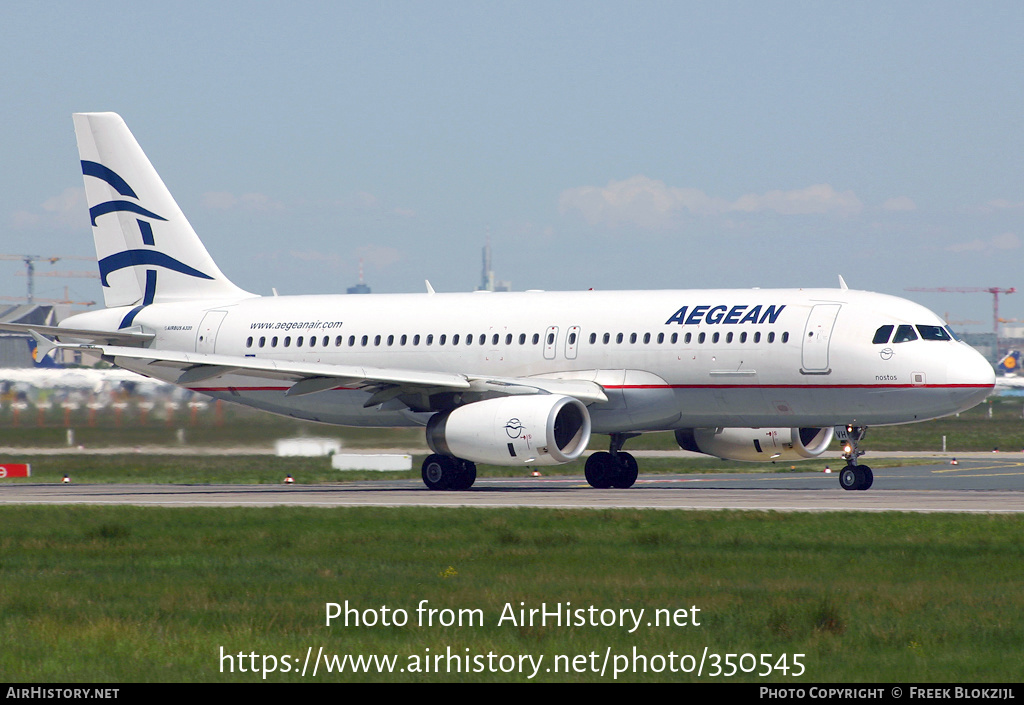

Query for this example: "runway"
[2,457,1022,513]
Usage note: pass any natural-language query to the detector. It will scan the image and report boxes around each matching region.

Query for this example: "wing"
[0,322,153,346]
[34,336,608,410]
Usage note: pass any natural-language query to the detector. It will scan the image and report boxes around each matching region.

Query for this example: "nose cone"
[948,343,996,412]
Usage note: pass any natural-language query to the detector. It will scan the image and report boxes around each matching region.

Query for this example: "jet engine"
[426,395,591,466]
[674,426,834,462]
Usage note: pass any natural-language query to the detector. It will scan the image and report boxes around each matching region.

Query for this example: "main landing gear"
[584,433,640,489]
[839,425,873,491]
[421,454,477,491]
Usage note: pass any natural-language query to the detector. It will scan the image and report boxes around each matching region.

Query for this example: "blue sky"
[3,1,1023,331]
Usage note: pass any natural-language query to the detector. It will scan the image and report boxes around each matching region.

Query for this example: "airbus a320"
[8,113,995,491]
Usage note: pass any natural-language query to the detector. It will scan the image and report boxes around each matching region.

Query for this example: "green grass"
[0,506,1021,682]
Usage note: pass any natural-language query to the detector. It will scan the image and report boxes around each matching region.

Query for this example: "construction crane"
[905,287,1016,338]
[0,255,97,303]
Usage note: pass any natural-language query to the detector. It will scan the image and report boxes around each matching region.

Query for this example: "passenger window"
[387,334,395,346]
[284,336,291,347]
[452,334,460,345]
[505,334,512,345]
[698,332,706,344]
[589,333,597,344]
[298,337,304,347]
[413,334,421,346]
[259,337,266,348]
[916,325,951,341]
[872,325,894,344]
[246,337,253,348]
[781,332,789,343]
[603,333,610,344]
[892,325,918,343]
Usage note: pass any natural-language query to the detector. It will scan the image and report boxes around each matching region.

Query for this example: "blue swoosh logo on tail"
[99,250,214,287]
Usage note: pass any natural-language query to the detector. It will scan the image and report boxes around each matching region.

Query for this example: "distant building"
[477,239,511,292]
[347,259,371,294]
[0,304,56,367]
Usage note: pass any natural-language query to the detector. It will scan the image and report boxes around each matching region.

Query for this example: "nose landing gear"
[838,425,873,491]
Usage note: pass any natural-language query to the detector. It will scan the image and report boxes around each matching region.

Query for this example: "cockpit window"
[872,325,894,344]
[945,326,962,342]
[892,324,918,343]
[916,325,952,341]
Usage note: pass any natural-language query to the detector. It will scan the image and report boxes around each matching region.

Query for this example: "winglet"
[425,280,435,294]
[28,330,58,361]
[838,275,849,290]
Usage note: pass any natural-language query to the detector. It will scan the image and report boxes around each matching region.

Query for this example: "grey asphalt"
[1,456,1021,513]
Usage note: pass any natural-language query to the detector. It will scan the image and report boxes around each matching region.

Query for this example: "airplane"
[992,350,1024,395]
[1,338,173,403]
[6,112,996,492]
[996,350,1021,376]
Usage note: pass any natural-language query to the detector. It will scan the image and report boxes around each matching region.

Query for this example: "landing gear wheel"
[839,467,860,491]
[584,452,615,489]
[610,452,638,489]
[839,465,874,491]
[451,459,477,490]
[422,454,456,491]
[858,466,873,491]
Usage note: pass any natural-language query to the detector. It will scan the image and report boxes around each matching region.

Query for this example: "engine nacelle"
[674,426,834,462]
[427,395,591,466]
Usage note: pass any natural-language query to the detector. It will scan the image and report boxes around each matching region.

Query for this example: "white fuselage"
[60,286,995,433]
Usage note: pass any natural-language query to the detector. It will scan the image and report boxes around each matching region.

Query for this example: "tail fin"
[997,350,1021,375]
[73,113,252,309]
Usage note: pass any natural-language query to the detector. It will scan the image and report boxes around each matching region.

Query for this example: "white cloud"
[946,232,1020,254]
[356,244,403,269]
[10,187,88,230]
[202,191,284,212]
[882,196,917,212]
[559,176,863,229]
